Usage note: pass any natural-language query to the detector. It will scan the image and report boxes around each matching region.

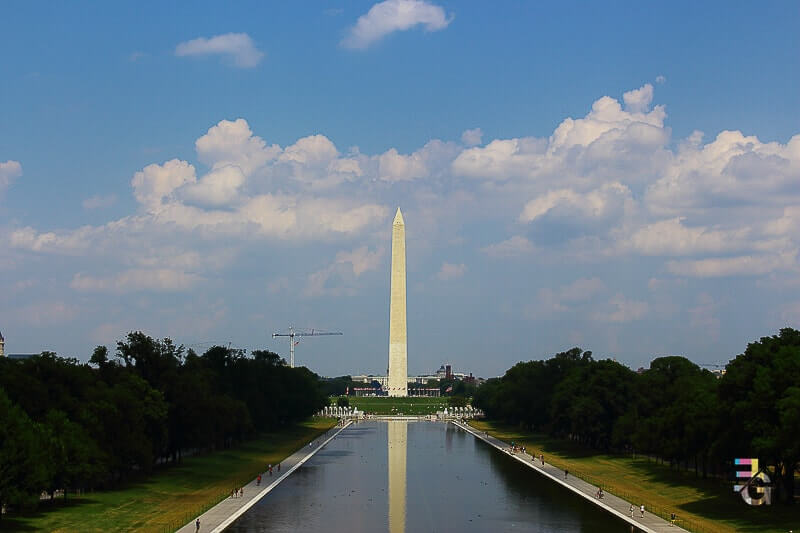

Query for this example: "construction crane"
[272,326,342,368]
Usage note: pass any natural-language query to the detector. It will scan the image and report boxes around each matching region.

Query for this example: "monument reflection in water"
[227,421,631,532]
[388,421,407,533]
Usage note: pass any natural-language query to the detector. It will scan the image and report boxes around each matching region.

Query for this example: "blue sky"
[1,1,799,377]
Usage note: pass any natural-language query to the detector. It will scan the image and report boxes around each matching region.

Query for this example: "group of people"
[505,442,547,470]
[256,463,281,486]
[230,487,245,498]
[507,441,526,455]
[628,504,645,518]
[495,437,675,527]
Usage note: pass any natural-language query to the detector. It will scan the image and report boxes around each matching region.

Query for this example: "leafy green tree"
[550,359,634,449]
[115,331,183,391]
[448,395,467,408]
[336,396,350,407]
[472,377,502,418]
[321,375,356,397]
[0,389,48,518]
[0,331,343,519]
[717,328,800,503]
[41,409,99,500]
[628,356,719,472]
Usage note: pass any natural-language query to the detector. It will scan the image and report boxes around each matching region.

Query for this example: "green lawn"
[2,418,336,533]
[334,396,448,415]
[469,420,798,533]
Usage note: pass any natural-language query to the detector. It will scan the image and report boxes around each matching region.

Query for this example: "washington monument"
[387,207,408,397]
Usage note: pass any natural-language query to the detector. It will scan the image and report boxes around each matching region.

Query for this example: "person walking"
[540,454,544,465]
[629,504,634,517]
[195,518,200,532]
[277,462,281,471]
[257,474,262,486]
[670,512,676,526]
[640,504,645,518]
[564,469,569,479]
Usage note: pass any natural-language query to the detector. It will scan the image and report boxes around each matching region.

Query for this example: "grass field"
[2,418,336,533]
[333,396,448,415]
[469,420,798,533]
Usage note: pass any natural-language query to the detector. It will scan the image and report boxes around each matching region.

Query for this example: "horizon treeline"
[0,331,327,516]
[472,328,800,505]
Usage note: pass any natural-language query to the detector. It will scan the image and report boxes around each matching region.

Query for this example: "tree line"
[0,331,327,517]
[472,328,800,504]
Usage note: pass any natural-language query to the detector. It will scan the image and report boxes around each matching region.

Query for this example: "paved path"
[177,421,353,533]
[453,421,690,533]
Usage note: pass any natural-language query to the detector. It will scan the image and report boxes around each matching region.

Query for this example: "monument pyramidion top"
[393,207,405,226]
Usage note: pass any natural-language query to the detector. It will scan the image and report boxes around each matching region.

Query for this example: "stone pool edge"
[452,421,689,533]
[175,421,353,533]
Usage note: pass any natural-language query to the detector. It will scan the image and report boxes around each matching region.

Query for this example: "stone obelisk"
[387,207,408,397]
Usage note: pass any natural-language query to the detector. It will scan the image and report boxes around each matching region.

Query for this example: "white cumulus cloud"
[0,160,22,195]
[196,118,279,175]
[437,262,466,280]
[8,83,800,301]
[481,236,535,258]
[623,83,654,113]
[131,159,197,209]
[626,217,749,256]
[452,85,668,184]
[519,183,632,224]
[341,0,453,49]
[599,293,648,323]
[461,128,483,147]
[71,269,203,293]
[666,251,798,277]
[175,33,264,68]
[181,165,247,207]
[303,246,384,297]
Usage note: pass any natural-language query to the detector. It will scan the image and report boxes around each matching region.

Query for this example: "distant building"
[351,363,477,393]
[7,353,36,360]
[434,363,470,381]
[0,331,38,360]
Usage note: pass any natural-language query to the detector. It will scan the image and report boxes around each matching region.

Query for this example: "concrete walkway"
[452,421,690,533]
[176,421,352,533]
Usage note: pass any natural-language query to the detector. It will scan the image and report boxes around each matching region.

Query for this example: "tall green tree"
[0,390,48,518]
[41,409,99,500]
[717,328,800,502]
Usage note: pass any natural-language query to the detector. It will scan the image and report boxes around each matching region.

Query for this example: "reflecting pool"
[227,421,634,532]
